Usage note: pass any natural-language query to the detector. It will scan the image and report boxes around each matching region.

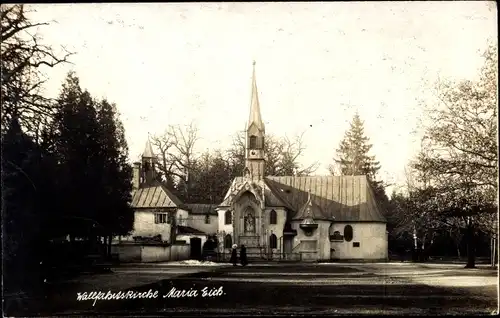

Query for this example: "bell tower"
[244,61,265,180]
[141,136,156,184]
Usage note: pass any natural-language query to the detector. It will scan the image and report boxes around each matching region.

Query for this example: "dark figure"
[240,245,248,266]
[230,246,238,266]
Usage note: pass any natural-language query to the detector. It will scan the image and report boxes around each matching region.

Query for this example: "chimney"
[133,162,141,189]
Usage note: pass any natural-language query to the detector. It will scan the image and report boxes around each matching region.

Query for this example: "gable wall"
[188,214,218,235]
[132,209,173,242]
[329,222,388,260]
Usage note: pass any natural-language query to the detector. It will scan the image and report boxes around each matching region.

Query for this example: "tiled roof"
[185,204,218,216]
[219,175,386,223]
[131,181,183,209]
[265,176,386,223]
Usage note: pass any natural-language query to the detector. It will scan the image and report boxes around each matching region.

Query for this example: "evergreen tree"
[330,113,381,178]
[52,73,134,249]
[95,99,134,248]
[330,113,390,214]
[52,72,104,238]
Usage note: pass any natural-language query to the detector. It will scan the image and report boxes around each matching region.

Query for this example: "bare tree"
[412,44,497,267]
[1,4,74,135]
[227,130,319,177]
[151,122,200,199]
[279,132,319,176]
[150,130,176,187]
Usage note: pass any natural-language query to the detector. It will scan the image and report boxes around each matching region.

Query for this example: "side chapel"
[217,62,388,262]
[125,140,217,249]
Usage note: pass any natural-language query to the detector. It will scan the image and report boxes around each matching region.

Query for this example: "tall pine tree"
[330,113,390,214]
[330,112,381,178]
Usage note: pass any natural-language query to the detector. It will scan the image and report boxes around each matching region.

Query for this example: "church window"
[344,225,353,242]
[205,214,210,224]
[269,234,277,249]
[154,213,167,224]
[269,210,277,224]
[249,135,257,149]
[144,161,150,172]
[224,234,232,249]
[224,210,232,225]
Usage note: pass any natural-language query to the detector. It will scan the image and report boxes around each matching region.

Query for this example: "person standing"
[230,244,238,266]
[240,245,248,266]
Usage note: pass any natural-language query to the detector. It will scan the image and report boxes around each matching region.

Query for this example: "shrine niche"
[243,206,256,234]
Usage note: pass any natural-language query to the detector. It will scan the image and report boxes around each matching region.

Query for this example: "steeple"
[248,60,265,132]
[142,133,155,159]
[141,134,156,184]
[244,61,266,180]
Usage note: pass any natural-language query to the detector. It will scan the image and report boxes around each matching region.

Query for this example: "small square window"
[353,242,360,248]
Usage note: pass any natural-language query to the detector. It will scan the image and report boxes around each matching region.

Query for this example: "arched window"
[224,210,232,225]
[269,209,277,225]
[204,214,210,224]
[249,135,257,149]
[224,234,232,249]
[143,161,150,172]
[344,225,353,242]
[269,234,277,249]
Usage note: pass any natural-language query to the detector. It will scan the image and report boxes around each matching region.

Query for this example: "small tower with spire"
[141,134,156,185]
[244,61,266,180]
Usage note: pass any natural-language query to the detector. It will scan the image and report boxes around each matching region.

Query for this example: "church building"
[217,62,388,262]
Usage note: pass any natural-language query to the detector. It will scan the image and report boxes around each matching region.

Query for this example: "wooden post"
[492,237,497,268]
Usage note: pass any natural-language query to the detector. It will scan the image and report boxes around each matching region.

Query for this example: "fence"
[111,243,190,263]
[216,251,302,262]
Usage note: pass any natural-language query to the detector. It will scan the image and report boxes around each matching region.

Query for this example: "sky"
[27,2,497,194]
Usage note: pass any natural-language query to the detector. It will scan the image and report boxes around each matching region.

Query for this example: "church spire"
[244,61,266,180]
[248,61,265,132]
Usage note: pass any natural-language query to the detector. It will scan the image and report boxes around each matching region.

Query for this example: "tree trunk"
[170,214,177,244]
[464,224,476,268]
[107,235,112,258]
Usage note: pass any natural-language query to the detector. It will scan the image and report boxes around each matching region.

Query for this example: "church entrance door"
[283,237,292,254]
